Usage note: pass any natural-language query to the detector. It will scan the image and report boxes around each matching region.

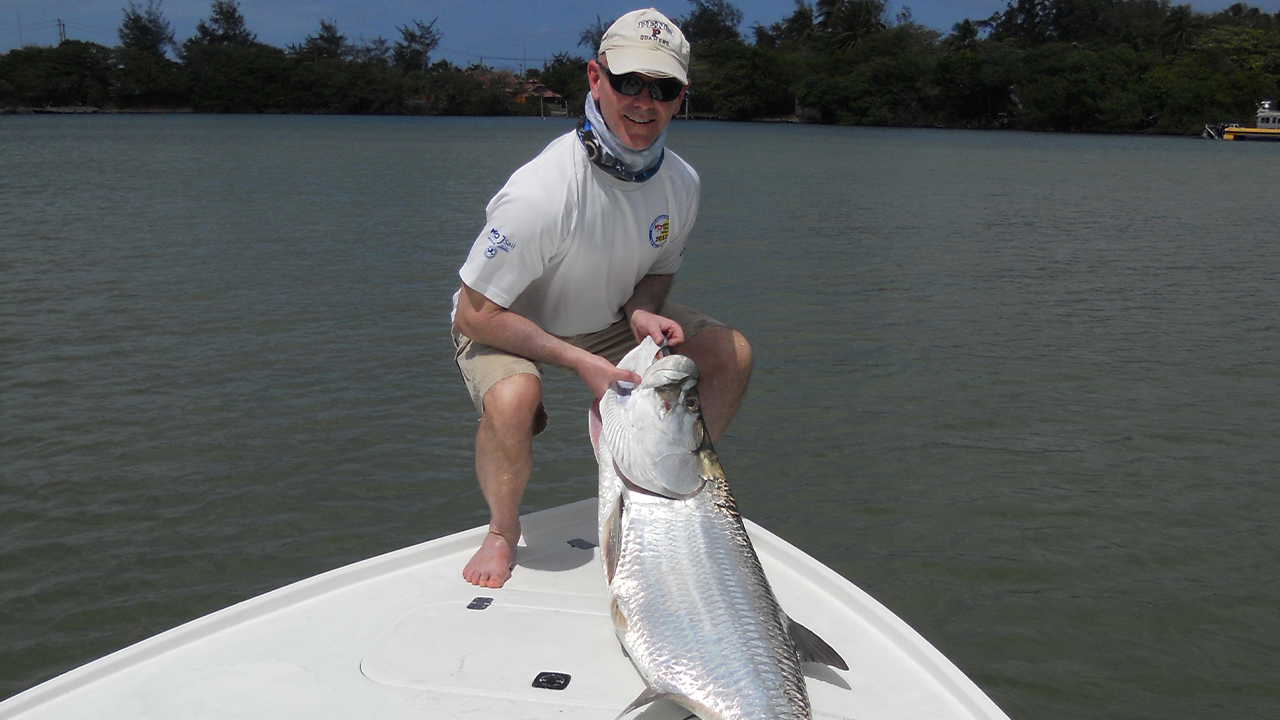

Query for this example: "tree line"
[0,0,528,115]
[683,0,1279,133]
[2,0,1278,133]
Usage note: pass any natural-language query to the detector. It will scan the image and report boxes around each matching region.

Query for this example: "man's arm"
[454,283,640,398]
[624,274,684,348]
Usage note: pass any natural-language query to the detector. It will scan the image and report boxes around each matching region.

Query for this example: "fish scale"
[614,495,809,720]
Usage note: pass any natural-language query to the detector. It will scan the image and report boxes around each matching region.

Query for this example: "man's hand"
[629,308,685,349]
[624,274,684,348]
[575,352,642,399]
[455,284,642,398]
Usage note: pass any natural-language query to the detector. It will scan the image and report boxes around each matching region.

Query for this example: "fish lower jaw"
[619,482,707,506]
[612,466,695,500]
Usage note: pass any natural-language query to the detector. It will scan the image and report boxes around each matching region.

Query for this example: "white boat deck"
[0,499,1009,720]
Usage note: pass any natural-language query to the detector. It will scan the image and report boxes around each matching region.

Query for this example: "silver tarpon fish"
[589,338,847,720]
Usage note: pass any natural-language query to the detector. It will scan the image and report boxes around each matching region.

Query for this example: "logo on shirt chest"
[648,215,670,248]
[483,227,516,258]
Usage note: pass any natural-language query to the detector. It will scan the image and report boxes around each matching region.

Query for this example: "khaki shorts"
[452,301,723,429]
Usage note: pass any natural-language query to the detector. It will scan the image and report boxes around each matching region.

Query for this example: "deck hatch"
[531,671,571,690]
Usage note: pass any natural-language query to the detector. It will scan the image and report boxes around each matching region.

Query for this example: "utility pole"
[57,18,66,44]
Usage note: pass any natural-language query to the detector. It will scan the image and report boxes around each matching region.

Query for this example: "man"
[451,8,752,588]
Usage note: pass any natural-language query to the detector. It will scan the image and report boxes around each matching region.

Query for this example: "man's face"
[587,59,686,151]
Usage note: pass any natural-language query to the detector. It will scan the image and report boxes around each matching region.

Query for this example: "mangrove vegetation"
[2,0,1278,134]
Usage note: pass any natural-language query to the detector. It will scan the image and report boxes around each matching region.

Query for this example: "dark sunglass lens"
[606,69,684,101]
[650,79,685,102]
[617,75,646,96]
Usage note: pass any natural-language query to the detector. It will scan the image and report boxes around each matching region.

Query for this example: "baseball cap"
[598,8,691,85]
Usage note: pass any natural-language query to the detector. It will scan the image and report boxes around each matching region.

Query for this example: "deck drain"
[532,671,571,690]
[466,597,493,610]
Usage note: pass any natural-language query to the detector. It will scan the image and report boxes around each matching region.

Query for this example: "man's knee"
[687,325,753,379]
[481,373,548,436]
[724,327,752,375]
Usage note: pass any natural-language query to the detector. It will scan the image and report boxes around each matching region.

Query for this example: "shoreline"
[2,105,1218,137]
[2,106,194,115]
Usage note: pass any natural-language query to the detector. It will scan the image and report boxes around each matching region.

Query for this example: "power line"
[435,43,574,65]
[61,19,117,41]
[0,16,114,49]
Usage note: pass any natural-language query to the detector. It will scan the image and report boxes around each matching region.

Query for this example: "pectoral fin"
[616,686,706,720]
[602,494,623,585]
[788,615,849,671]
[615,686,665,720]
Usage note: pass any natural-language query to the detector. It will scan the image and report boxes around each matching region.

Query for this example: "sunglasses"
[602,68,686,103]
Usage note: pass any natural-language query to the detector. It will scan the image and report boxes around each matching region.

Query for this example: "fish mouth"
[591,338,709,499]
[638,354,699,390]
[592,345,708,499]
[591,397,706,500]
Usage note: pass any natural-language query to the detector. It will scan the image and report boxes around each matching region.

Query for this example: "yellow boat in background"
[1204,100,1280,141]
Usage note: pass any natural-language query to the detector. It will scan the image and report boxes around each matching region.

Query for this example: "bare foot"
[463,529,518,588]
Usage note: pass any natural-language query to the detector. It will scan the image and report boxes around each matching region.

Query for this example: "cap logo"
[638,19,673,47]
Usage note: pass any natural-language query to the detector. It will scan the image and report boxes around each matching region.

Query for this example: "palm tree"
[579,15,612,55]
[815,0,887,50]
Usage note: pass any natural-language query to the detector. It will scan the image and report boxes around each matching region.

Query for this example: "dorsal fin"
[788,615,849,671]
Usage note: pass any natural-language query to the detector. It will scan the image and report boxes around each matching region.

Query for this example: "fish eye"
[684,395,699,412]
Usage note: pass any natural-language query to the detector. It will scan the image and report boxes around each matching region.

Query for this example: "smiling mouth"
[624,114,655,125]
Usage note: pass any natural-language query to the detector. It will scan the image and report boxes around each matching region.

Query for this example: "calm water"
[2,115,1277,719]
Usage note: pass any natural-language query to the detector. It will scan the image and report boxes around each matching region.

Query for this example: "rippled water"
[2,115,1278,718]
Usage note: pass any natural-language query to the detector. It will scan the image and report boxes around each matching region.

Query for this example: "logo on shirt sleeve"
[648,215,670,248]
[483,227,516,258]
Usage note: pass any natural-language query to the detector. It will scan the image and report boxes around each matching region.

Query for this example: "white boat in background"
[0,499,1010,720]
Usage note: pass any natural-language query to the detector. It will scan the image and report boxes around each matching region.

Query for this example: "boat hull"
[0,499,1009,720]
[1223,127,1280,141]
